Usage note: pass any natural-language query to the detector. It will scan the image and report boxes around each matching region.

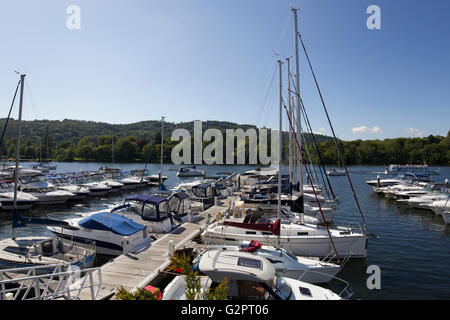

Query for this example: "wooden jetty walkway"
[77,197,235,300]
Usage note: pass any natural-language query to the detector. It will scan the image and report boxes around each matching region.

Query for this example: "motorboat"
[162,250,346,300]
[366,173,432,188]
[386,164,439,175]
[0,236,95,273]
[326,169,346,176]
[130,169,167,184]
[176,167,205,177]
[47,205,152,256]
[104,171,147,190]
[149,190,192,223]
[47,176,91,200]
[88,172,124,193]
[0,181,38,210]
[193,240,341,284]
[66,174,111,196]
[0,165,42,179]
[19,178,76,205]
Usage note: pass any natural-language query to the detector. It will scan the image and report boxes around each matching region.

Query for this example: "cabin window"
[245,231,257,235]
[237,281,267,300]
[142,203,158,220]
[4,246,29,256]
[237,257,262,269]
[168,197,180,213]
[299,286,312,297]
[262,232,272,235]
[159,202,170,219]
[297,232,308,236]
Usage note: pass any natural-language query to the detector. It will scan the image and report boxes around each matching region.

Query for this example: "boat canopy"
[125,195,173,223]
[125,195,167,205]
[78,212,145,236]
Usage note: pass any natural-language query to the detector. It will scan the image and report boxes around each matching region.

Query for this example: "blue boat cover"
[125,195,167,205]
[78,212,145,236]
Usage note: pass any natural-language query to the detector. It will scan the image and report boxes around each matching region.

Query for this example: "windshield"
[274,277,292,300]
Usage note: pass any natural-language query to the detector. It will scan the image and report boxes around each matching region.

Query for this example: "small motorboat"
[0,236,96,274]
[176,167,205,177]
[193,240,341,284]
[326,169,346,176]
[19,179,76,205]
[48,205,152,256]
[163,250,346,300]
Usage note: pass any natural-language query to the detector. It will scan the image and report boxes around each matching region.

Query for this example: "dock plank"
[76,198,234,300]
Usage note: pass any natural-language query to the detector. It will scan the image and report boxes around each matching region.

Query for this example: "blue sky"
[0,0,449,140]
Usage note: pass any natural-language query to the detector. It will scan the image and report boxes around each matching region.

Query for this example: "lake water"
[0,162,449,300]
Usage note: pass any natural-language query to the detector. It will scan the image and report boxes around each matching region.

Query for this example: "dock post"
[237,174,241,190]
[187,210,192,222]
[168,240,174,256]
[211,183,216,206]
[377,175,380,188]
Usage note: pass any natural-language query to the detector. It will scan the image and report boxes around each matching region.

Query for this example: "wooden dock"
[77,198,235,300]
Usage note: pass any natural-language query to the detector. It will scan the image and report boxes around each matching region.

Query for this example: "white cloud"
[352,125,382,134]
[404,128,424,137]
[313,128,326,135]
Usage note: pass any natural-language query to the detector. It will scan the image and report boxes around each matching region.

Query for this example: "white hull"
[442,212,450,224]
[49,224,151,256]
[202,223,368,259]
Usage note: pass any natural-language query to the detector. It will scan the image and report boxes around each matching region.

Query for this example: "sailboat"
[0,73,95,273]
[203,55,367,259]
[326,154,346,176]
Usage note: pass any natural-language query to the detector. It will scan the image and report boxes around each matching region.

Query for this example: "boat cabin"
[124,195,173,224]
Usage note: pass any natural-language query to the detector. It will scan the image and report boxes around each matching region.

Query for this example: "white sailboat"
[0,73,96,273]
[202,55,367,259]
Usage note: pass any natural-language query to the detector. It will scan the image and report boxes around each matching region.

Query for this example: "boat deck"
[76,197,235,300]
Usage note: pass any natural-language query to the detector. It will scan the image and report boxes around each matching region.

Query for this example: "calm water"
[0,162,449,300]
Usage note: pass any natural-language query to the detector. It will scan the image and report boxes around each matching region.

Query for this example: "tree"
[115,136,137,162]
[167,252,228,300]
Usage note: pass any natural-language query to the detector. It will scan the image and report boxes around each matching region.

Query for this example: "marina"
[0,163,449,299]
[0,1,449,303]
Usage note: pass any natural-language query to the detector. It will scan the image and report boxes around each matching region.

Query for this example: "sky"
[0,0,449,141]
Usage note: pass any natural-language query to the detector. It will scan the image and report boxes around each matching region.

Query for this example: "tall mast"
[12,73,25,240]
[277,59,282,248]
[159,116,165,186]
[287,57,293,194]
[292,6,303,197]
[111,136,115,167]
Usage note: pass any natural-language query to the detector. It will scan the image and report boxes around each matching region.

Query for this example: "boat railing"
[0,264,102,300]
[59,237,96,260]
[296,270,353,300]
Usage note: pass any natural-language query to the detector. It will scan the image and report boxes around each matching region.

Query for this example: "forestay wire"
[298,33,372,235]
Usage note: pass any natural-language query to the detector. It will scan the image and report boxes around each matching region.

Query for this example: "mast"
[159,116,165,186]
[292,6,303,203]
[12,73,25,240]
[112,136,115,167]
[277,60,282,248]
[287,57,293,194]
